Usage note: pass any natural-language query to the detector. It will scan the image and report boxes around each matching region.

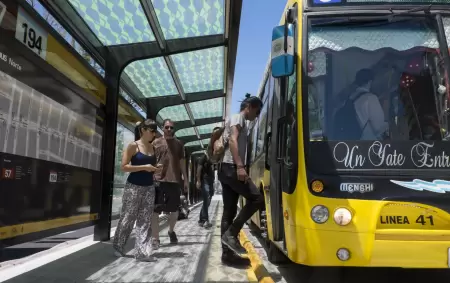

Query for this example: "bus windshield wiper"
[312,16,399,27]
[313,5,433,27]
[388,4,432,20]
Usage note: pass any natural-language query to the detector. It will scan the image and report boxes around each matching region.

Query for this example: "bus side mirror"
[271,23,295,78]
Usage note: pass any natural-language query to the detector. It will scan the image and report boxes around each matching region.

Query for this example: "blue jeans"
[199,181,213,222]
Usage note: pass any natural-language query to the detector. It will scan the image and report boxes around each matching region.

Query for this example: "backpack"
[207,129,228,163]
[332,92,368,140]
[178,195,189,220]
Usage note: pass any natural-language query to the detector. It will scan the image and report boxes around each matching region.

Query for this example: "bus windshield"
[307,17,450,142]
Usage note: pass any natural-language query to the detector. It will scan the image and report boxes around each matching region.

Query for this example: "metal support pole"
[190,156,195,204]
[94,51,121,241]
[185,152,190,201]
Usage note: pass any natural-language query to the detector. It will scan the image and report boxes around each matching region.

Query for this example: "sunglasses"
[165,126,174,130]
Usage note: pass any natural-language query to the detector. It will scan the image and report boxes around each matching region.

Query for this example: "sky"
[229,1,286,115]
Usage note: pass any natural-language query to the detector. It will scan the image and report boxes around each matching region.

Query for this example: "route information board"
[0,69,102,171]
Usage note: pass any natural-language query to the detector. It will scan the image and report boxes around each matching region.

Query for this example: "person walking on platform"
[113,119,162,262]
[196,152,215,228]
[219,94,264,265]
[151,119,189,249]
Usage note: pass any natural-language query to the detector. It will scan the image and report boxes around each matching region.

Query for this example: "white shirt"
[352,89,388,140]
[222,113,248,165]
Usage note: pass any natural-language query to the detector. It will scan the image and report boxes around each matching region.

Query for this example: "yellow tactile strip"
[239,230,275,283]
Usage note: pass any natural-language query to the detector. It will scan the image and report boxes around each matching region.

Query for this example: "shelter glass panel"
[176,127,196,137]
[197,122,223,135]
[185,140,201,147]
[113,123,135,216]
[151,0,225,40]
[171,47,224,93]
[189,98,223,119]
[68,0,155,45]
[123,57,177,97]
[158,105,189,122]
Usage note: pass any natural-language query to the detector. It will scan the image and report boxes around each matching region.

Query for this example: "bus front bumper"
[290,227,450,268]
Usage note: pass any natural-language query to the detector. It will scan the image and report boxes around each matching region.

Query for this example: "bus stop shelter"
[37,0,242,241]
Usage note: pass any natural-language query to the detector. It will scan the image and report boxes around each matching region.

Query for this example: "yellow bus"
[246,0,450,268]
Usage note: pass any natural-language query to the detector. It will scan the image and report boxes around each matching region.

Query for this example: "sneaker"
[113,247,125,257]
[221,252,251,266]
[152,239,160,250]
[203,221,212,228]
[221,231,247,257]
[168,231,178,244]
[198,220,205,227]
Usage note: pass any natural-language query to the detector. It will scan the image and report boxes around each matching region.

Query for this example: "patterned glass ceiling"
[63,0,229,147]
[197,122,223,135]
[123,58,177,98]
[176,127,197,137]
[185,140,201,147]
[185,138,210,147]
[172,47,224,93]
[68,0,155,45]
[189,98,223,119]
[158,105,189,122]
[151,0,224,40]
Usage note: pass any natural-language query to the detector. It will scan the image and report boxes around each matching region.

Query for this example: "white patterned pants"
[113,182,155,258]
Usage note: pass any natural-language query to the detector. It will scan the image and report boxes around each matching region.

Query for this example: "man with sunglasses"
[152,119,189,246]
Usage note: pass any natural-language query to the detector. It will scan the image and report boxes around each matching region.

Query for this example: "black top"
[198,154,214,183]
[127,142,156,187]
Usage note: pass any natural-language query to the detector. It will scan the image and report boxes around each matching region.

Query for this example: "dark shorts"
[160,182,181,213]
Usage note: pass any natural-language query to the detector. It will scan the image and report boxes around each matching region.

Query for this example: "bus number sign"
[379,215,434,225]
[15,6,47,60]
[2,168,14,179]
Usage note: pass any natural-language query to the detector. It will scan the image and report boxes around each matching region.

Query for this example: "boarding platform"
[0,197,283,283]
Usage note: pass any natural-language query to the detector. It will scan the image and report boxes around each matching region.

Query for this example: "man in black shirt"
[196,153,214,228]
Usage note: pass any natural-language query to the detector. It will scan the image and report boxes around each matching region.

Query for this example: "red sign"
[2,167,14,179]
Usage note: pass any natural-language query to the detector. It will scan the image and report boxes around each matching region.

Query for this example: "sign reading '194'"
[14,6,47,60]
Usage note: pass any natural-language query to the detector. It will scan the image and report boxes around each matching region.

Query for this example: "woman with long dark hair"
[113,119,161,262]
[206,126,224,163]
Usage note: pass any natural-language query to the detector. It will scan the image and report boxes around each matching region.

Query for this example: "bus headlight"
[311,205,329,224]
[337,248,351,261]
[333,208,352,226]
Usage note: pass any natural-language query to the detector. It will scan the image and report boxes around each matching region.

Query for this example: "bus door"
[274,75,297,249]
[271,4,298,249]
[269,77,286,244]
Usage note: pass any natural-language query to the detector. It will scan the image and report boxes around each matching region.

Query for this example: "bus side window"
[265,74,275,169]
[284,71,297,192]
